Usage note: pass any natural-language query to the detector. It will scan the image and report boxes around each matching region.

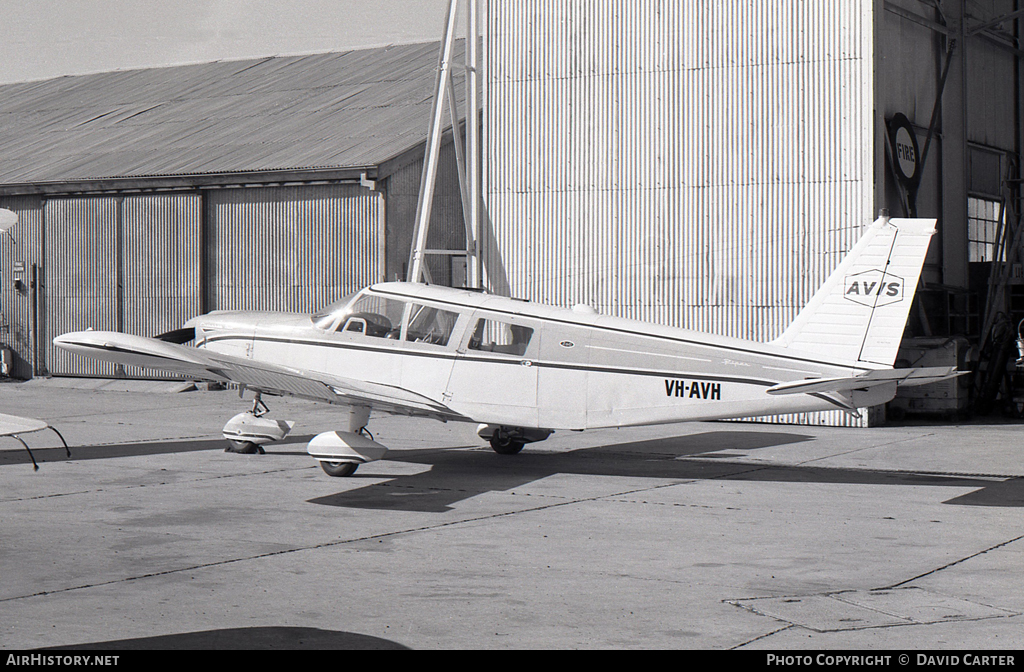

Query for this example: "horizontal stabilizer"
[766,366,964,396]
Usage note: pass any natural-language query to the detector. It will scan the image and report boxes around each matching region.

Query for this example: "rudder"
[772,215,936,367]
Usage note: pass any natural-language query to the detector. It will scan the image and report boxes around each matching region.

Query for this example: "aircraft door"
[445,313,540,427]
[399,303,462,400]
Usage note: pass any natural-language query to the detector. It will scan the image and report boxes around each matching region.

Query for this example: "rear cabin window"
[468,319,534,356]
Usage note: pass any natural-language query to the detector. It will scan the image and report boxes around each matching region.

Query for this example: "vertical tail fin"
[772,216,936,366]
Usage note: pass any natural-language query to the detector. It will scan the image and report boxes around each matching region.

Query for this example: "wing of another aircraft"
[52,330,465,421]
[0,413,51,435]
[0,412,70,471]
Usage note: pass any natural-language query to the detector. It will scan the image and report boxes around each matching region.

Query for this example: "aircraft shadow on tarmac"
[306,430,1024,513]
[40,626,408,650]
[4,429,1019,511]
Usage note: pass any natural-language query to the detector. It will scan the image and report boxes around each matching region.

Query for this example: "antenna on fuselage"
[407,0,483,288]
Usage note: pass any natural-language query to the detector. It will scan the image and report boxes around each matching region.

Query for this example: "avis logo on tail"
[844,270,904,306]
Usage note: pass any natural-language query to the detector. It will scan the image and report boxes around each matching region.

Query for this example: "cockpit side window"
[313,294,462,346]
[405,304,459,346]
[467,318,534,356]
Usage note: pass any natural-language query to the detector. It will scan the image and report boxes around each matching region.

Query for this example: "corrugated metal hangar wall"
[0,186,385,378]
[483,0,875,425]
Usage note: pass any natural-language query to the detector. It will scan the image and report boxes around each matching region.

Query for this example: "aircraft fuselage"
[188,282,878,432]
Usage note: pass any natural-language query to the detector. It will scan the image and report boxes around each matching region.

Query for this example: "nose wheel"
[225,393,270,453]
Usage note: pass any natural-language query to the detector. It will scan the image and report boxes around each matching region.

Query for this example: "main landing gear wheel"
[320,461,359,477]
[490,435,525,455]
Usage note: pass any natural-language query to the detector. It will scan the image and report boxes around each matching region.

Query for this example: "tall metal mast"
[407,0,482,288]
[466,0,482,289]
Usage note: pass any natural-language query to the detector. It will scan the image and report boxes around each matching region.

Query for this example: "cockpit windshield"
[310,293,358,331]
[310,290,406,339]
[311,290,461,346]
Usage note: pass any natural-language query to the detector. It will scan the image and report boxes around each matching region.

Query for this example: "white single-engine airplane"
[54,215,959,477]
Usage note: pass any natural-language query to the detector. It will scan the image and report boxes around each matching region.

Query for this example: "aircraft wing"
[765,366,964,396]
[52,331,465,421]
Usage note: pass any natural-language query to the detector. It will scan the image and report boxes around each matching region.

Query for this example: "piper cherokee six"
[54,215,960,477]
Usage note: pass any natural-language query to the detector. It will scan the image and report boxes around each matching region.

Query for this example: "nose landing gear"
[221,392,294,454]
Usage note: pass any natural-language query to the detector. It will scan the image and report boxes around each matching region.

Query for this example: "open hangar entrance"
[875,0,1024,420]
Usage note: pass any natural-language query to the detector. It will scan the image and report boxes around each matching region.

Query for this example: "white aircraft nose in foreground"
[54,215,960,477]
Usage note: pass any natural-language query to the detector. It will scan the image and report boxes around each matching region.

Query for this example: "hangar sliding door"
[121,194,202,376]
[45,197,118,377]
[485,1,875,426]
[44,184,382,377]
[45,194,202,377]
[206,184,383,314]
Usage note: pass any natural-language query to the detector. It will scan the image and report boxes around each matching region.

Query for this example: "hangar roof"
[0,41,462,192]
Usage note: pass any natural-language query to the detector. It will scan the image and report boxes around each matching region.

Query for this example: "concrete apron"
[0,379,1022,650]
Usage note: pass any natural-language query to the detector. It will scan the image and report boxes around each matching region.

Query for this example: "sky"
[0,0,461,84]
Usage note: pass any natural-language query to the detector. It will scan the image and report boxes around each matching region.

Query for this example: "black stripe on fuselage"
[199,333,782,389]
